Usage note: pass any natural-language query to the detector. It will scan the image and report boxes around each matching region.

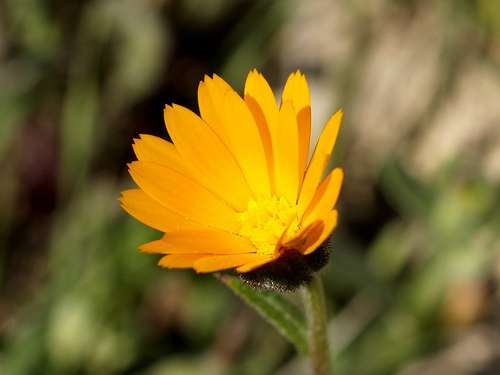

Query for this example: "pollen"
[237,196,301,255]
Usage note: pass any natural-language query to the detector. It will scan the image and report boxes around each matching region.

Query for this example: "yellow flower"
[121,69,343,283]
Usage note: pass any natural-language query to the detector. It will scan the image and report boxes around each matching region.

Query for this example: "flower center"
[237,196,301,255]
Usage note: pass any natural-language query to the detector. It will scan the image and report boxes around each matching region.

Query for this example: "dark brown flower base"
[238,240,332,292]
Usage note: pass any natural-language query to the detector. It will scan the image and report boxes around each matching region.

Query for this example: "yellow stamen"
[238,196,301,255]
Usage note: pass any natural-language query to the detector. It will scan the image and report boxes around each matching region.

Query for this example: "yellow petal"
[128,161,239,232]
[297,110,343,218]
[236,255,275,273]
[164,104,252,211]
[194,253,268,273]
[282,71,311,187]
[222,88,271,197]
[120,189,203,232]
[275,100,300,203]
[302,168,343,227]
[158,254,206,268]
[139,230,256,254]
[303,210,338,255]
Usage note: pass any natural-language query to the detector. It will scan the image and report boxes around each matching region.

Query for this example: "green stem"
[303,274,330,375]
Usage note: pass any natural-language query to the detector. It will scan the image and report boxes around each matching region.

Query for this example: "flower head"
[121,70,343,290]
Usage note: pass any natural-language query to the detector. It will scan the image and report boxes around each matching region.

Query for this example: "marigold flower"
[121,69,343,290]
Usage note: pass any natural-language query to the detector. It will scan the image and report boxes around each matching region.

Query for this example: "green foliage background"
[1,0,500,374]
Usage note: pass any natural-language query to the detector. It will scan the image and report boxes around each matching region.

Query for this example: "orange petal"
[303,210,338,255]
[244,69,278,194]
[297,106,311,187]
[120,189,203,232]
[297,110,343,218]
[245,96,275,194]
[164,104,252,211]
[302,168,343,227]
[282,71,311,185]
[197,78,230,145]
[221,88,271,197]
[236,255,275,273]
[200,74,272,198]
[274,100,300,203]
[282,70,310,113]
[139,230,256,254]
[212,73,233,91]
[280,219,323,251]
[194,254,269,273]
[244,69,279,138]
[128,161,239,232]
[197,74,234,147]
[158,254,206,269]
[132,135,182,169]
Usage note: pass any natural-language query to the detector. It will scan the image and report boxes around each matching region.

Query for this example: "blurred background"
[1,0,500,374]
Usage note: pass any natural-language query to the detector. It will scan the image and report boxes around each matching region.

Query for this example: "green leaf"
[217,274,308,354]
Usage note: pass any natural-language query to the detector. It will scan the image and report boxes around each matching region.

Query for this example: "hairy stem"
[302,274,330,375]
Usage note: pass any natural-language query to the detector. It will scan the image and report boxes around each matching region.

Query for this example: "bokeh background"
[1,0,500,374]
